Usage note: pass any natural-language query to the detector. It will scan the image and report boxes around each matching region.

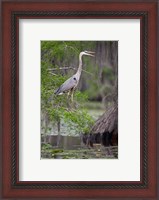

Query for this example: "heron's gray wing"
[54,77,76,95]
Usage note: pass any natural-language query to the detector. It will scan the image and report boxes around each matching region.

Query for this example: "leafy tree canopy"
[41,41,95,134]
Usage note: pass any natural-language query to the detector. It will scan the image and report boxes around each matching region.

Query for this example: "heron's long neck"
[76,54,83,79]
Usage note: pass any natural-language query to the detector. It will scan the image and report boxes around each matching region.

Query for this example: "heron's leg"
[71,92,74,103]
[66,91,71,109]
[71,89,79,109]
[70,89,75,109]
[67,91,70,99]
[66,89,74,109]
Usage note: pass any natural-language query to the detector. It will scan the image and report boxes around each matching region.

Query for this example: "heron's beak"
[86,51,95,57]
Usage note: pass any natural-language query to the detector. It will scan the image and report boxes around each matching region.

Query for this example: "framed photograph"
[1,0,158,199]
[40,40,118,160]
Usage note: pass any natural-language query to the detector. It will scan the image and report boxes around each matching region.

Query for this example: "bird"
[54,51,95,103]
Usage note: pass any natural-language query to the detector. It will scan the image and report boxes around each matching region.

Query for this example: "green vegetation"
[41,41,118,159]
[41,40,117,142]
[41,145,118,159]
[41,41,96,136]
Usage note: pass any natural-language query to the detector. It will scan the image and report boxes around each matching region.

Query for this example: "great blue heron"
[54,51,95,102]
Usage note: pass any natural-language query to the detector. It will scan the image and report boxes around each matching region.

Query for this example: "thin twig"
[48,67,94,76]
[82,69,94,76]
[48,67,75,71]
[49,72,58,76]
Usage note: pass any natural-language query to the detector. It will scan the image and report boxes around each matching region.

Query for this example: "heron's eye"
[73,77,76,80]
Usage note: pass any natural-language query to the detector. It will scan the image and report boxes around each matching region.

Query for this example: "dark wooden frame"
[1,0,158,199]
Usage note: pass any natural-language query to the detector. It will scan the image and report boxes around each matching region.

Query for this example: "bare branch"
[82,69,93,76]
[48,67,93,76]
[48,67,76,71]
[49,72,58,76]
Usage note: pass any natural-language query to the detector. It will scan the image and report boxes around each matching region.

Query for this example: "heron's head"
[80,51,95,57]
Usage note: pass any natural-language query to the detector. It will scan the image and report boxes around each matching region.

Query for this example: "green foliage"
[41,41,95,135]
[51,149,63,154]
[63,109,94,133]
[41,143,52,150]
[102,67,115,83]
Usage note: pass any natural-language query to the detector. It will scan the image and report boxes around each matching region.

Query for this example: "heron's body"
[54,51,95,101]
[54,75,78,95]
